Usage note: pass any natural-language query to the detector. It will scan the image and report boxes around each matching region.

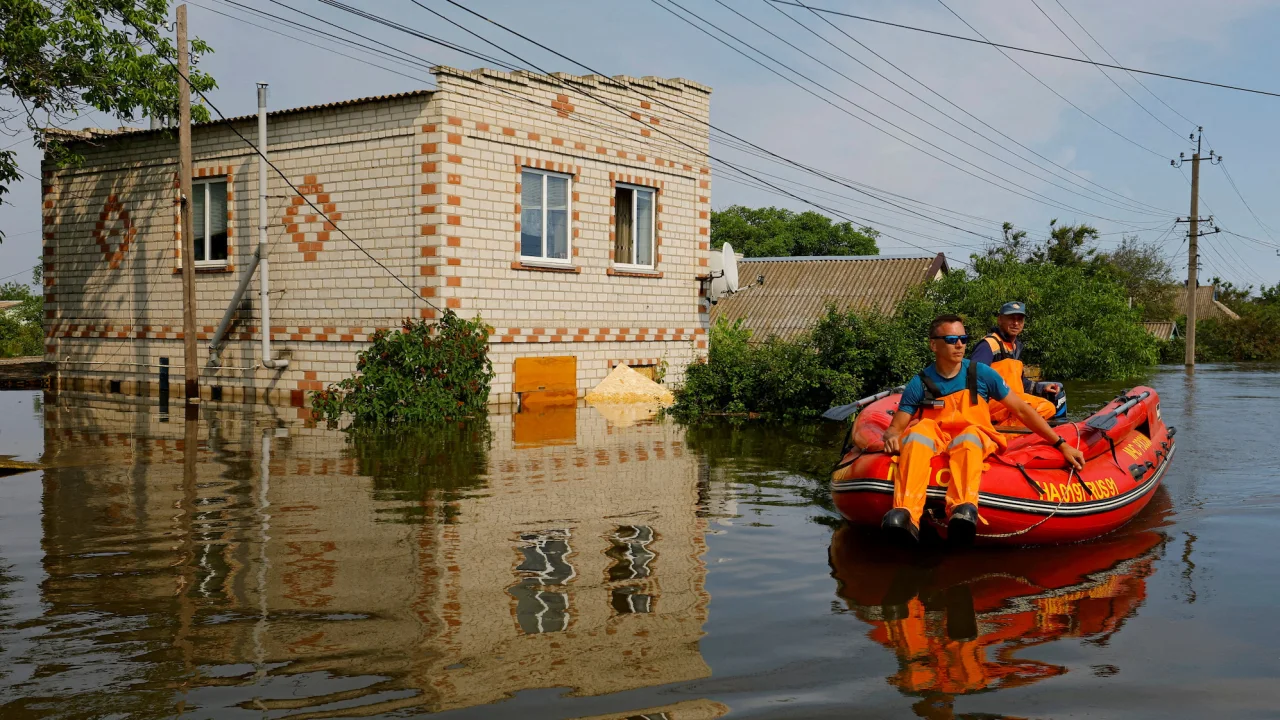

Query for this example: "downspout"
[208,84,288,369]
[258,82,288,369]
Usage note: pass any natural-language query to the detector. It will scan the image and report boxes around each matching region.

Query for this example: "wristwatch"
[1053,437,1066,449]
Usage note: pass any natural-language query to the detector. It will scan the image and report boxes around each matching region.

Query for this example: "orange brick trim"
[491,327,704,343]
[91,195,137,270]
[511,261,581,274]
[606,268,663,279]
[283,174,341,262]
[172,265,235,275]
[175,167,236,269]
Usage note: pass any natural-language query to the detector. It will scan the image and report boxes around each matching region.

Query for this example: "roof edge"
[740,254,940,263]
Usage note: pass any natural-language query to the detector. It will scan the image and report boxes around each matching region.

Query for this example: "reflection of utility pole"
[177,4,199,416]
[175,416,198,713]
[1171,128,1221,368]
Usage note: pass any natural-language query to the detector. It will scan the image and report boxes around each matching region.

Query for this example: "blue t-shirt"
[897,359,1010,415]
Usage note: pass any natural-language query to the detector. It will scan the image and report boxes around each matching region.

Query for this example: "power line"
[766,0,1179,217]
[650,0,1165,222]
[705,0,1169,219]
[932,0,1166,158]
[770,1,1280,100]
[1027,0,1185,140]
[415,0,976,263]
[1050,0,1198,129]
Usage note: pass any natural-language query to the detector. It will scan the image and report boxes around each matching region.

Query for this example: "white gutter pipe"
[258,82,288,370]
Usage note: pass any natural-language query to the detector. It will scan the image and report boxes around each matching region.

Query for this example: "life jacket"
[913,360,1007,449]
[979,331,1027,397]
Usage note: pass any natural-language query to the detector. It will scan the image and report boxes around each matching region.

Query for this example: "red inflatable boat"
[830,386,1175,545]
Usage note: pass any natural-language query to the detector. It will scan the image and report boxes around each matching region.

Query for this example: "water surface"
[0,364,1277,718]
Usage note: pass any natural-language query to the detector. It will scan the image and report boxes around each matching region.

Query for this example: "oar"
[821,386,905,421]
[1085,390,1151,431]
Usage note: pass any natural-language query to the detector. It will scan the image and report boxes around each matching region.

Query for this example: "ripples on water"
[0,364,1278,718]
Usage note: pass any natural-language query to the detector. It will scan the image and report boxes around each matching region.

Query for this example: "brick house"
[42,66,712,408]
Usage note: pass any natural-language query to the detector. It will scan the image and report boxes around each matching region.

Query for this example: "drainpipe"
[258,82,288,370]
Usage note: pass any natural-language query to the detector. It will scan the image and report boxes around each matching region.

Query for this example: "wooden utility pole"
[177,5,199,410]
[1185,142,1199,367]
[1172,128,1222,369]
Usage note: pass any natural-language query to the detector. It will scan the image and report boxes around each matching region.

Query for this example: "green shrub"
[0,279,44,358]
[1195,304,1280,361]
[311,311,494,427]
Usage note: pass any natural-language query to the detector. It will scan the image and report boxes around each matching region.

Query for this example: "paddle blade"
[1086,413,1118,431]
[821,402,861,422]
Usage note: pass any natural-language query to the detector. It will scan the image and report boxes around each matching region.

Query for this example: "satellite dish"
[723,242,739,293]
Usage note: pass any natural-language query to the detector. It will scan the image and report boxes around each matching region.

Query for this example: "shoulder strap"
[918,369,944,401]
[967,359,979,405]
[983,333,1012,362]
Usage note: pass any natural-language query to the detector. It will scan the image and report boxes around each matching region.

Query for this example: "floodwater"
[0,364,1277,719]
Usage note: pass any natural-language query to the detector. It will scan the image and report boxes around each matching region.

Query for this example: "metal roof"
[710,253,948,340]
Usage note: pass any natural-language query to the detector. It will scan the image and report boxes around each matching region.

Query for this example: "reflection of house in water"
[829,495,1172,718]
[33,395,716,718]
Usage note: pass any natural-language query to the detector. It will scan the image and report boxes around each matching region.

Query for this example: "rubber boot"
[881,508,919,545]
[947,503,978,546]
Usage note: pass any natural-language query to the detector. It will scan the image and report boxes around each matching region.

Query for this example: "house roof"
[1143,321,1178,341]
[0,300,22,312]
[1173,285,1240,321]
[45,89,436,142]
[710,253,948,340]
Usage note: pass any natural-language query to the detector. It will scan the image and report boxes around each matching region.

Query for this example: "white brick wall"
[44,69,712,411]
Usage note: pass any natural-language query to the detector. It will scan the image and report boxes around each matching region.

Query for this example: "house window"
[191,177,229,265]
[614,184,655,268]
[521,169,571,263]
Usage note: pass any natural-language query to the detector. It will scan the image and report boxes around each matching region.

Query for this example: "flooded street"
[1,364,1278,719]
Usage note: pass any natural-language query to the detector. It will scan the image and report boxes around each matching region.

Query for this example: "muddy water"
[0,364,1277,719]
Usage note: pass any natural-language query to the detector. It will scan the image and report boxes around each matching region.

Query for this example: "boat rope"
[972,425,1081,540]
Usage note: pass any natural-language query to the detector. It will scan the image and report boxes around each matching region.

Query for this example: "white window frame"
[192,176,229,267]
[520,168,573,265]
[613,182,656,270]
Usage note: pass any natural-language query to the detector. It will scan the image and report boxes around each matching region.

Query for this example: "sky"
[4,0,1280,291]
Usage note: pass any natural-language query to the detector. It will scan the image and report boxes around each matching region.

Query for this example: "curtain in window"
[521,173,543,258]
[546,175,569,260]
[614,187,633,264]
[191,184,206,262]
[636,189,654,266]
[209,181,228,261]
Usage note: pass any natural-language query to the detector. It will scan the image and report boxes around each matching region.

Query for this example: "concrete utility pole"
[1171,128,1221,369]
[177,5,199,412]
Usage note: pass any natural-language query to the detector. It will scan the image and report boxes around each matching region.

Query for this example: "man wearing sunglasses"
[970,301,1059,427]
[879,314,1086,545]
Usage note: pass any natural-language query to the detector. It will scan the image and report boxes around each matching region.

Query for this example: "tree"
[0,265,43,357]
[0,0,217,240]
[1099,234,1177,321]
[710,205,879,258]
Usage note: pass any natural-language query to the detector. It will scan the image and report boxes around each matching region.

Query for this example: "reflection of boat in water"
[829,491,1172,716]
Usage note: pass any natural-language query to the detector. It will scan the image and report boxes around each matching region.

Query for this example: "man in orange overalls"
[880,315,1085,545]
[970,301,1058,427]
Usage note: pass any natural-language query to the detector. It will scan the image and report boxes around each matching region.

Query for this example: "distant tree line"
[710,205,879,258]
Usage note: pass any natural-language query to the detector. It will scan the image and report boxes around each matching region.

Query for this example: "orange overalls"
[978,333,1055,427]
[894,361,1006,525]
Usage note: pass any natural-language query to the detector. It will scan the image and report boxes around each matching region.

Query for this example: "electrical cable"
[705,0,1168,218]
[649,0,1165,222]
[932,0,1165,158]
[1050,0,1198,129]
[762,0,1179,217]
[1028,0,1185,141]
[770,1,1280,100]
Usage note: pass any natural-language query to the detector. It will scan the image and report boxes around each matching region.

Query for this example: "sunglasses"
[930,334,969,345]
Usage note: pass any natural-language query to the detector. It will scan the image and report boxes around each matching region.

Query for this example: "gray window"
[521,169,571,263]
[191,178,229,265]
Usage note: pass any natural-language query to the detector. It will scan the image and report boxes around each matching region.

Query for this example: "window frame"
[520,168,573,266]
[613,182,656,270]
[191,176,230,268]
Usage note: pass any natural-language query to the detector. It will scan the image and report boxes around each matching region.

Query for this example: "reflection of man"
[970,302,1057,427]
[881,315,1085,545]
